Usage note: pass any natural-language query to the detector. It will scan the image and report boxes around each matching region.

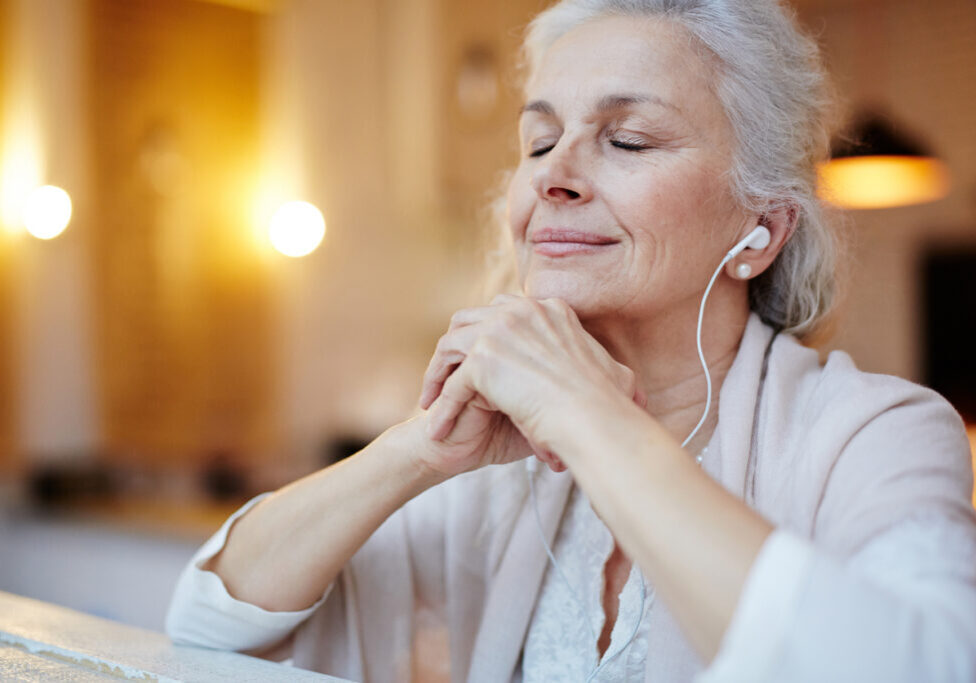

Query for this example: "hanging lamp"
[818,112,951,210]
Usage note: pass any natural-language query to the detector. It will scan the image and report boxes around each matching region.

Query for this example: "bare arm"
[205,296,641,616]
[205,417,447,612]
[555,394,772,662]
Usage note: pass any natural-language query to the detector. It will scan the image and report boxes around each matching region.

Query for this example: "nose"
[530,139,594,204]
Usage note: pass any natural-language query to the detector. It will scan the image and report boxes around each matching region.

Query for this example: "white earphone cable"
[681,252,733,450]
[527,465,652,680]
[527,469,596,645]
[526,238,749,678]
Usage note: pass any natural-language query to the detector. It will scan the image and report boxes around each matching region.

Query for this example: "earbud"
[726,225,770,260]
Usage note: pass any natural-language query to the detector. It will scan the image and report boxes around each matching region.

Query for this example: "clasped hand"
[416,294,645,477]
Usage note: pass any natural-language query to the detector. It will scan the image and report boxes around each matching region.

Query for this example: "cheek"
[505,169,534,241]
[613,164,728,239]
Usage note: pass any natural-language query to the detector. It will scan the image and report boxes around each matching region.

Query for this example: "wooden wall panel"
[88,0,273,467]
[437,0,544,224]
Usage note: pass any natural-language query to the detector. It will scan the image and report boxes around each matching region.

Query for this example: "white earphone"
[727,225,771,260]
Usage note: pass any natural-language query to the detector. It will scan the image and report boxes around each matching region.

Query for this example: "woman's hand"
[419,295,644,474]
[415,298,547,477]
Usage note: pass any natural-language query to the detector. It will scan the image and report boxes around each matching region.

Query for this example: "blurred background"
[0,0,974,633]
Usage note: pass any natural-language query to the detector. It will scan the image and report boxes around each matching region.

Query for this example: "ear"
[724,202,797,280]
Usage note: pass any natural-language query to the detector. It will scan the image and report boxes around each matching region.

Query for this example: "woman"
[167,1,976,681]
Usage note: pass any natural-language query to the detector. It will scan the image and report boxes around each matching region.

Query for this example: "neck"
[581,285,750,454]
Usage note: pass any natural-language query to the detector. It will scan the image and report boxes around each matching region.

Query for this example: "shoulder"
[768,333,967,458]
[774,333,950,411]
[761,332,974,553]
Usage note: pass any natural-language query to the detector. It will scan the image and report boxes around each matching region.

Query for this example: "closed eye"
[529,144,555,158]
[609,136,650,152]
[612,141,648,151]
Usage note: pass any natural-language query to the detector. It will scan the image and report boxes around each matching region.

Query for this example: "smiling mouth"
[530,228,619,256]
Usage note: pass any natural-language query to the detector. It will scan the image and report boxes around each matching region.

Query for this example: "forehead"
[525,15,725,131]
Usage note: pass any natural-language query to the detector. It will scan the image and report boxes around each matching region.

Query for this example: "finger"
[527,453,566,474]
[537,299,640,411]
[489,293,522,306]
[617,364,638,400]
[426,363,479,441]
[420,325,483,408]
[537,297,577,328]
[446,304,498,330]
[422,298,533,409]
[535,450,567,473]
[525,436,566,473]
[419,359,460,409]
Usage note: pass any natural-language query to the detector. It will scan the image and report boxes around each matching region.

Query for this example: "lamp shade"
[818,113,950,210]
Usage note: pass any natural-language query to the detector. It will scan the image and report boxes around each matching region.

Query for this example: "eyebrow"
[519,93,680,117]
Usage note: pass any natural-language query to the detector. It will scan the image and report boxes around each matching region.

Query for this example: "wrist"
[380,417,453,494]
[549,387,673,470]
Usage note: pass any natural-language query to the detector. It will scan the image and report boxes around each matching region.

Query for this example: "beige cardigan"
[278,314,976,681]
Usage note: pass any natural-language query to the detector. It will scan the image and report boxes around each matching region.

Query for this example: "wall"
[88,0,274,468]
[0,0,98,467]
[265,0,544,462]
[0,0,15,473]
[796,0,976,382]
[1,0,974,471]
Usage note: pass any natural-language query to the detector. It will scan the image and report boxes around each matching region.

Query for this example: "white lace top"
[522,485,652,682]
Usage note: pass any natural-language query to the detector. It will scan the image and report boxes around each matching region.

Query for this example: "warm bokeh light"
[21,185,72,240]
[818,156,951,210]
[269,200,325,257]
[0,115,44,233]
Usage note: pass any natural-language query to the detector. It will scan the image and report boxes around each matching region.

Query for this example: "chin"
[521,271,613,317]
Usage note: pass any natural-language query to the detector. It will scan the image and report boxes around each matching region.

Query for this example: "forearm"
[555,395,772,662]
[207,417,447,612]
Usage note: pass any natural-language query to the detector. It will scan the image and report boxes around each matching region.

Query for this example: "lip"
[530,228,619,257]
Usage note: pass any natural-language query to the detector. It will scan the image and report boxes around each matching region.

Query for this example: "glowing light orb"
[818,156,950,210]
[22,185,72,239]
[269,200,326,257]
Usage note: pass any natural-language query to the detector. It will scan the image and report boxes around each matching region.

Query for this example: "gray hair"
[498,0,840,338]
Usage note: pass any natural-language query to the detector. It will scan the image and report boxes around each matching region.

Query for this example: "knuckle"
[543,297,574,322]
[469,336,498,367]
[613,363,635,389]
[517,298,547,323]
[432,339,454,362]
[470,335,489,357]
[625,369,637,391]
[542,297,568,311]
[495,310,520,331]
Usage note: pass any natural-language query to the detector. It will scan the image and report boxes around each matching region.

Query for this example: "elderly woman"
[166,0,976,680]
